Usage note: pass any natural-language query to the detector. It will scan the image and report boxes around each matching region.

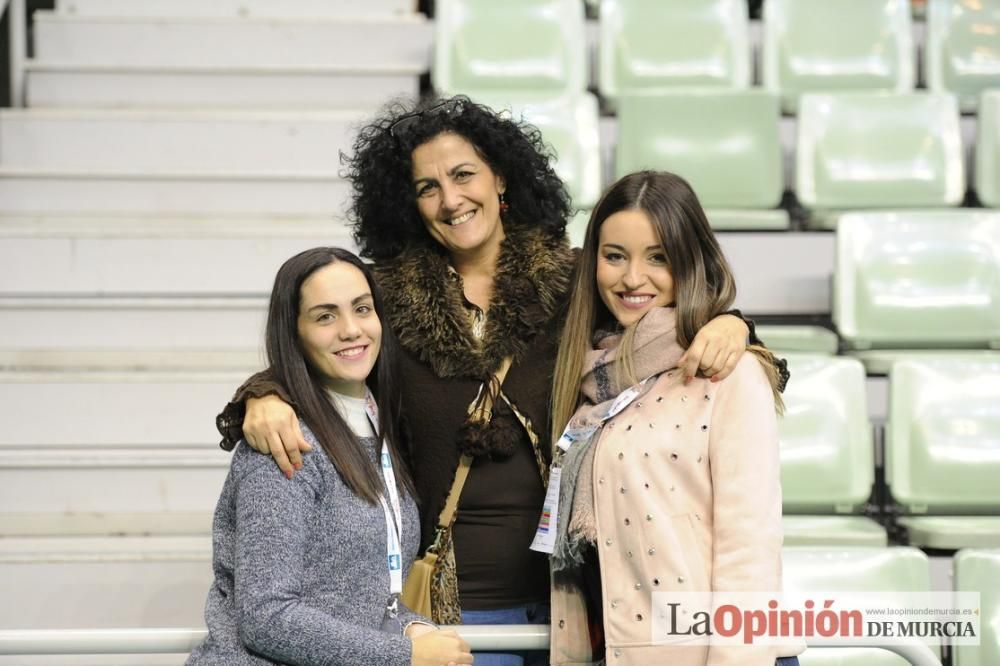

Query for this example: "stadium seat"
[797,93,965,216]
[783,547,938,663]
[953,549,1000,666]
[616,91,789,230]
[779,355,885,547]
[433,0,587,97]
[834,212,1000,351]
[598,0,750,105]
[474,93,602,210]
[886,360,1000,549]
[925,0,1000,112]
[757,326,839,355]
[762,0,915,113]
[798,648,909,665]
[978,90,1000,208]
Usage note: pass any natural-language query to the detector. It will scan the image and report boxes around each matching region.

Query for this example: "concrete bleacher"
[0,0,419,645]
[1,1,998,664]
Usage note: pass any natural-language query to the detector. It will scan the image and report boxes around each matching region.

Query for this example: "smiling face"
[296,261,382,399]
[410,132,506,262]
[596,208,675,327]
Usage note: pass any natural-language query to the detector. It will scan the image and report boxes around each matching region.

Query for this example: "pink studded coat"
[550,354,801,666]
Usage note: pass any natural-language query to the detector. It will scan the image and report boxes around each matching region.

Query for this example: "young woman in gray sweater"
[187,247,472,666]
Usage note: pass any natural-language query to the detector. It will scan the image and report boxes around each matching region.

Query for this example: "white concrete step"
[0,171,351,215]
[0,368,252,447]
[0,510,214,537]
[58,0,418,18]
[0,296,267,350]
[0,655,187,665]
[0,216,349,294]
[0,109,365,173]
[0,447,229,514]
[26,62,420,110]
[33,12,433,68]
[718,231,834,315]
[0,350,263,371]
[0,535,212,629]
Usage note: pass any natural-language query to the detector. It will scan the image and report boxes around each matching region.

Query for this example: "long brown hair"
[265,247,415,504]
[550,171,783,445]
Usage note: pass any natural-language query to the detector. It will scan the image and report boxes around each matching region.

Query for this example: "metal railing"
[3,0,25,106]
[0,626,943,665]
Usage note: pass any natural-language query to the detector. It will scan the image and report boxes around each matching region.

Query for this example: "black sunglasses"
[388,98,466,141]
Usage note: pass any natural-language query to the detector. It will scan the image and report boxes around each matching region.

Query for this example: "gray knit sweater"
[187,425,424,666]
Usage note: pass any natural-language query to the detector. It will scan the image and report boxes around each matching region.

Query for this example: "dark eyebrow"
[600,243,663,252]
[306,293,372,313]
[413,162,477,186]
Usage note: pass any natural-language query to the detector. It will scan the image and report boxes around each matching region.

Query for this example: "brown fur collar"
[374,226,576,379]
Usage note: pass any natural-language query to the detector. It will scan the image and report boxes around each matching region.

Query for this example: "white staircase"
[0,0,429,644]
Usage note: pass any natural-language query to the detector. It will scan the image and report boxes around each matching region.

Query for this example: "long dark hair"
[343,95,571,261]
[265,247,414,504]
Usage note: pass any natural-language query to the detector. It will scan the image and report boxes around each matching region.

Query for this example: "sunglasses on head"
[388,98,466,141]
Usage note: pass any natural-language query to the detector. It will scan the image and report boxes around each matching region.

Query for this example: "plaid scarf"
[552,307,685,573]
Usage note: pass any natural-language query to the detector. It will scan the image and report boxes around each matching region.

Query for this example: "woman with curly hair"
[217,96,760,666]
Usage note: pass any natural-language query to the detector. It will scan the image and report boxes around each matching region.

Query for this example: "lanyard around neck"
[362,390,404,595]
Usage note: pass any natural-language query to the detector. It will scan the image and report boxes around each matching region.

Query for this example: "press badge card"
[529,467,562,554]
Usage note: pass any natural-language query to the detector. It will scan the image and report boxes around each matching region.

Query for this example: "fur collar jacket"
[373,225,576,380]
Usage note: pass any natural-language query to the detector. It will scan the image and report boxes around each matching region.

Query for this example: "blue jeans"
[460,602,550,666]
[777,658,801,665]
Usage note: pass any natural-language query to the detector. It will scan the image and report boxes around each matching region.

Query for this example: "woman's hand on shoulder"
[409,629,473,666]
[243,395,312,479]
[679,313,749,383]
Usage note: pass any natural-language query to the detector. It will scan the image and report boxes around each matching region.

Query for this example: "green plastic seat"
[616,91,788,230]
[704,209,791,231]
[977,90,1000,208]
[778,355,885,547]
[925,0,1000,112]
[783,516,887,547]
[783,547,939,660]
[474,93,602,210]
[433,0,587,96]
[598,0,750,105]
[798,647,909,666]
[886,359,1000,549]
[834,212,1000,350]
[797,93,965,212]
[898,517,1000,549]
[763,0,915,113]
[953,549,1000,666]
[849,350,1000,376]
[757,326,839,355]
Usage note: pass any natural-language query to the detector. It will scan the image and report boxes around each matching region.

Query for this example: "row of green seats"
[478,88,998,225]
[785,547,1000,666]
[433,0,1000,113]
[777,354,1000,551]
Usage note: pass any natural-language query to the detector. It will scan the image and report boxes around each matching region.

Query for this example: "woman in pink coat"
[543,171,804,665]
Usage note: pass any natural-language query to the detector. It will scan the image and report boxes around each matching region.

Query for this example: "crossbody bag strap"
[435,355,515,531]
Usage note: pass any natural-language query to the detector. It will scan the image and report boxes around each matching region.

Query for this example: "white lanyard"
[363,390,404,595]
[530,375,658,554]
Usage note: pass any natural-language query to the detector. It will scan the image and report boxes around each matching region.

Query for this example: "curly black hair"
[341,95,572,261]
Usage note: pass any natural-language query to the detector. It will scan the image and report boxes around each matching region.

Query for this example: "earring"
[498,193,509,216]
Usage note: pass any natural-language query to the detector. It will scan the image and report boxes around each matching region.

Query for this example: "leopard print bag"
[428,524,462,625]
